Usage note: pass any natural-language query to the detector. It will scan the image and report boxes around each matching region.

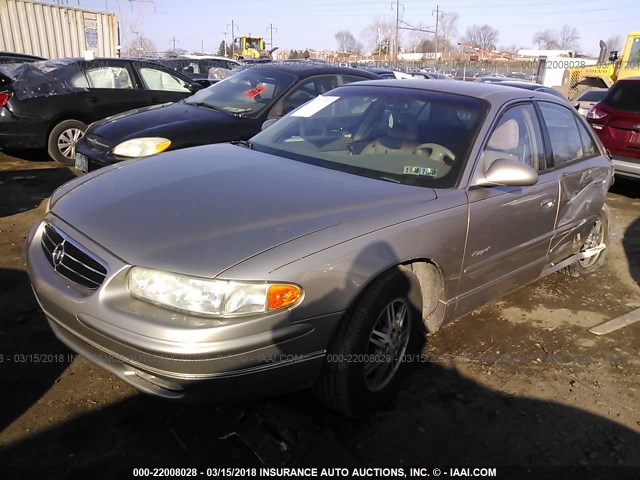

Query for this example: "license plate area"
[75,153,88,173]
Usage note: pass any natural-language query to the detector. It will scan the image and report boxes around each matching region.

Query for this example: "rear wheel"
[47,119,87,165]
[314,267,424,417]
[561,205,609,277]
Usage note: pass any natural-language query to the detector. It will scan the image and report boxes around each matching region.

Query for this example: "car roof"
[236,63,381,79]
[617,76,640,82]
[343,78,568,104]
[0,51,46,61]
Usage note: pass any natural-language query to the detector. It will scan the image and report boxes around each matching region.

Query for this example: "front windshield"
[185,68,296,116]
[251,86,489,189]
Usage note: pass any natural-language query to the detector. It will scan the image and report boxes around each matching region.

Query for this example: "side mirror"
[262,118,278,131]
[189,83,204,93]
[472,158,539,188]
[195,79,212,88]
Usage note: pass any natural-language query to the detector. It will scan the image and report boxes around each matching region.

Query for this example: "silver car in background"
[25,80,613,417]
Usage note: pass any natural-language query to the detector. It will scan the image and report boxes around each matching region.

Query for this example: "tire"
[314,266,424,418]
[47,119,87,165]
[561,205,610,277]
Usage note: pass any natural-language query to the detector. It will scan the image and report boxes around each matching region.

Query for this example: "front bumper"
[75,140,120,173]
[25,217,336,400]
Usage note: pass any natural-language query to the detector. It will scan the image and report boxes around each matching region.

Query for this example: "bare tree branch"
[462,24,499,51]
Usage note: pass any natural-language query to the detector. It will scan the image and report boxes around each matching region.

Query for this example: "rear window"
[577,90,607,102]
[603,81,640,112]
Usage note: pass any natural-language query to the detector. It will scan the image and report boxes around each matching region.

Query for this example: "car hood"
[90,101,246,143]
[51,144,437,278]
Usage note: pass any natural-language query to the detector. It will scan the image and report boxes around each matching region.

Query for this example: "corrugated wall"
[0,0,118,58]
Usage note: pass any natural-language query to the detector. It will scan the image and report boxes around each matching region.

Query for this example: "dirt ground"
[0,150,638,477]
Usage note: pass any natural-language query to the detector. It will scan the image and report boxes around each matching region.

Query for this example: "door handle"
[88,97,100,104]
[540,197,556,209]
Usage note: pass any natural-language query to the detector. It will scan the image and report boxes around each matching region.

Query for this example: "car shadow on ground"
[0,167,76,218]
[623,215,640,286]
[610,177,640,200]
[0,268,73,432]
[0,360,638,476]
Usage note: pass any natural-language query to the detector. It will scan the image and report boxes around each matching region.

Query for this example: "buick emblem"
[52,241,66,269]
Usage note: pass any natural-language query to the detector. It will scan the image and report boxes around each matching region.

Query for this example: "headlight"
[127,267,302,318]
[113,137,171,158]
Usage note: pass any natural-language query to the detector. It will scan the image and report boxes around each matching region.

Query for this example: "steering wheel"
[416,143,456,164]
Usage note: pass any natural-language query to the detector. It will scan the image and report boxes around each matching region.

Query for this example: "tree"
[558,25,580,50]
[533,29,559,49]
[218,40,229,57]
[438,12,458,53]
[362,18,397,55]
[418,39,435,54]
[335,31,358,53]
[462,24,499,51]
[125,35,157,57]
[533,26,579,50]
[408,22,431,53]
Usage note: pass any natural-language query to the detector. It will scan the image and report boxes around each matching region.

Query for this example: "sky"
[66,0,638,56]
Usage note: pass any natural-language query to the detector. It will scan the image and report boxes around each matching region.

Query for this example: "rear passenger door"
[537,101,612,266]
[81,60,143,121]
[134,64,196,105]
[458,103,558,314]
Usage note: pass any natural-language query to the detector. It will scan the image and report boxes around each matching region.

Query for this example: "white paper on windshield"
[291,95,340,117]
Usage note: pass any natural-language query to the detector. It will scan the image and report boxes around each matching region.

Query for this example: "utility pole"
[227,20,238,58]
[392,0,404,66]
[222,31,229,56]
[266,23,278,50]
[200,37,205,54]
[432,5,440,60]
[171,36,177,52]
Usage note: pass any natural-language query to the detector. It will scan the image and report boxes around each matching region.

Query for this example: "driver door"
[456,102,558,315]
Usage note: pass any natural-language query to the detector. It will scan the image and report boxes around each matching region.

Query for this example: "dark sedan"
[0,58,202,164]
[74,65,379,172]
[0,51,46,64]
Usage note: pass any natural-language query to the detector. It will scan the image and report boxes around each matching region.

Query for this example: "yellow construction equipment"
[232,35,275,60]
[562,32,640,100]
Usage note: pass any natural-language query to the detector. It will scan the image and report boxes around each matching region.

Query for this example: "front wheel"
[47,119,87,165]
[314,267,424,417]
[561,205,609,277]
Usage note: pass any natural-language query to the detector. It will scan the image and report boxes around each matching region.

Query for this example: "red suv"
[587,77,640,179]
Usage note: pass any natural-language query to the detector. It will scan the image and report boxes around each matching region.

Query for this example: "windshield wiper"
[186,101,222,111]
[231,140,254,150]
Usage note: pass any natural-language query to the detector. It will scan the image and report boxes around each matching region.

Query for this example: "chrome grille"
[41,224,108,289]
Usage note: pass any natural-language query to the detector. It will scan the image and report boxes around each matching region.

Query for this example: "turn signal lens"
[267,284,302,310]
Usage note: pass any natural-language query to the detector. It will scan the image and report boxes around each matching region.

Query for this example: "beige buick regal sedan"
[25,80,613,417]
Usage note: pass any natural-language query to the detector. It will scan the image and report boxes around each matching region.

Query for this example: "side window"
[575,119,599,157]
[282,76,339,114]
[481,103,544,171]
[69,70,89,88]
[341,75,369,85]
[538,102,584,166]
[138,67,192,92]
[85,65,133,89]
